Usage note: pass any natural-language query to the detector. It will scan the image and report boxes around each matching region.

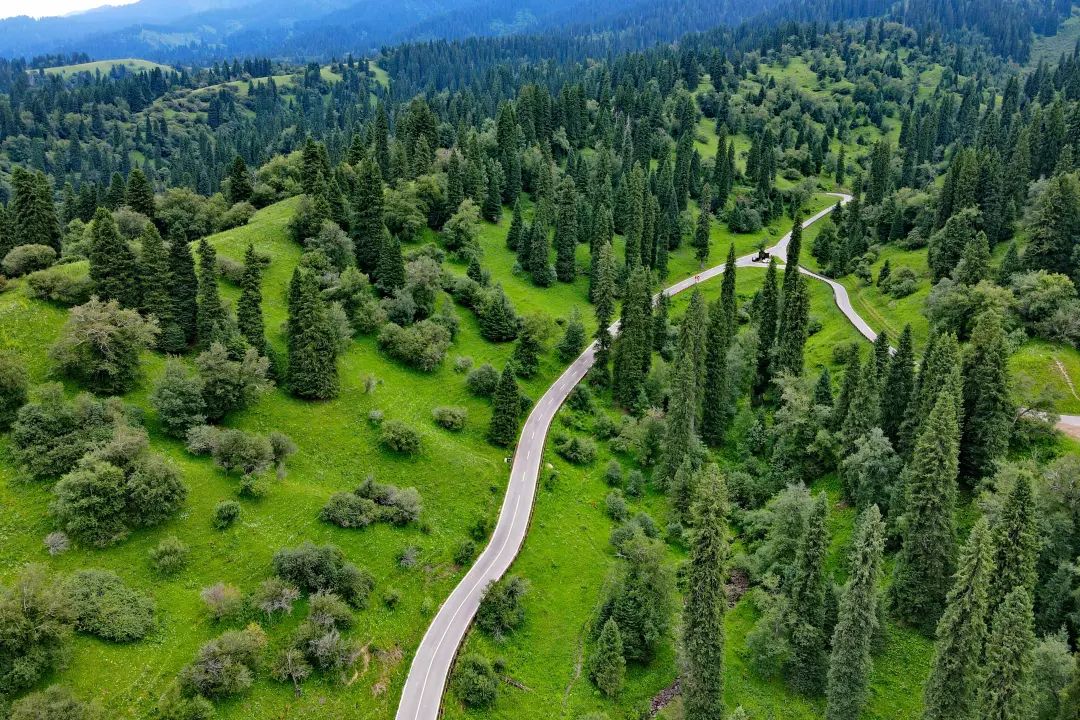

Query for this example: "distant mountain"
[0,0,784,62]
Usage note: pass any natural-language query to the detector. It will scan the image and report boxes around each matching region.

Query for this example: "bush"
[452,654,499,708]
[433,405,467,431]
[881,265,918,298]
[272,542,374,608]
[0,350,28,430]
[200,582,244,622]
[155,682,214,720]
[605,491,629,521]
[43,531,70,556]
[125,455,188,527]
[150,536,190,575]
[454,539,477,566]
[217,201,256,232]
[379,420,422,454]
[24,264,94,306]
[251,577,300,622]
[454,355,473,373]
[566,385,594,413]
[377,320,452,371]
[321,493,380,528]
[50,298,159,395]
[727,196,763,233]
[476,575,528,638]
[604,460,623,487]
[3,244,56,276]
[179,625,267,698]
[195,344,271,422]
[556,435,597,465]
[0,565,75,699]
[211,428,274,476]
[213,500,241,530]
[9,685,99,720]
[65,569,154,642]
[466,363,500,397]
[151,360,206,439]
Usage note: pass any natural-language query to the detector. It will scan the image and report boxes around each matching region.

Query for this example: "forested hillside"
[1,5,1080,720]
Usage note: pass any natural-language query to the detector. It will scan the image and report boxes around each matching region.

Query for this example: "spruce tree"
[782,210,804,297]
[656,350,701,489]
[814,368,834,407]
[960,311,1012,482]
[138,224,176,350]
[351,158,385,273]
[772,273,810,378]
[832,350,861,430]
[752,258,780,402]
[104,171,126,210]
[11,168,61,252]
[511,317,544,379]
[922,518,993,720]
[880,324,915,445]
[528,222,555,287]
[788,492,829,696]
[954,230,991,285]
[988,469,1038,613]
[375,230,406,295]
[682,465,728,720]
[612,268,651,407]
[554,179,578,282]
[166,229,198,346]
[506,198,524,251]
[590,618,626,698]
[125,168,155,220]
[557,308,586,363]
[591,242,617,386]
[228,156,253,205]
[701,244,738,445]
[840,356,882,458]
[237,244,266,354]
[285,267,339,400]
[891,389,961,632]
[195,238,229,348]
[488,364,521,447]
[692,198,711,268]
[825,505,885,720]
[89,207,140,308]
[976,588,1036,720]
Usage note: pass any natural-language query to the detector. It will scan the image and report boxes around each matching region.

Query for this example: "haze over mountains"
[0,0,786,62]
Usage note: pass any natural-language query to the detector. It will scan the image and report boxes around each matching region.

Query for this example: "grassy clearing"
[44,58,171,77]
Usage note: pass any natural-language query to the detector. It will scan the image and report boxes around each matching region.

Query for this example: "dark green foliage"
[682,465,727,718]
[50,297,158,395]
[227,156,253,205]
[772,272,810,378]
[554,178,578,282]
[477,575,528,638]
[880,324,914,444]
[557,308,586,362]
[813,368,833,407]
[923,518,993,720]
[152,359,206,438]
[379,419,422,454]
[88,208,140,308]
[976,588,1036,720]
[286,267,339,399]
[488,364,520,447]
[138,224,175,347]
[988,468,1038,613]
[10,385,116,481]
[351,159,385,273]
[612,268,651,407]
[752,258,779,402]
[452,654,498,708]
[692,201,711,267]
[375,230,406,294]
[195,238,230,348]
[476,284,520,342]
[891,390,961,632]
[466,363,500,397]
[179,625,267,699]
[322,478,421,528]
[125,168,155,220]
[787,492,829,695]
[273,542,373,608]
[506,198,524,250]
[166,230,199,347]
[194,343,270,421]
[0,565,75,700]
[959,311,1012,482]
[590,618,625,698]
[826,505,885,720]
[0,350,28,430]
[11,167,61,253]
[702,246,737,445]
[512,315,546,378]
[236,243,266,353]
[595,535,672,663]
[9,685,99,720]
[65,569,154,642]
[377,320,451,371]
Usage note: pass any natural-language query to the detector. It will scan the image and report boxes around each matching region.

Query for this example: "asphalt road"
[395,191,1079,719]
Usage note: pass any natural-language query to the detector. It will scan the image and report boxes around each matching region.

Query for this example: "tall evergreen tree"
[237,244,265,354]
[959,311,1012,482]
[554,179,578,282]
[826,505,886,720]
[138,224,175,350]
[488,364,521,447]
[227,155,253,205]
[88,207,140,308]
[612,268,652,407]
[506,198,524,251]
[12,167,61,252]
[195,238,229,348]
[692,195,711,268]
[375,230,406,295]
[166,229,198,346]
[788,492,829,696]
[351,158,385,273]
[682,465,728,720]
[125,168,155,220]
[988,469,1038,614]
[782,210,804,297]
[880,324,915,444]
[772,273,810,378]
[656,349,701,489]
[702,253,737,446]
[840,356,882,457]
[591,618,625,698]
[922,518,994,720]
[813,368,834,407]
[592,241,617,386]
[976,588,1036,720]
[891,389,961,632]
[752,258,780,402]
[285,267,339,400]
[104,172,126,210]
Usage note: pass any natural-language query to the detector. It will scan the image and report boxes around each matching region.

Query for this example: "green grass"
[44,58,172,78]
[1031,8,1080,66]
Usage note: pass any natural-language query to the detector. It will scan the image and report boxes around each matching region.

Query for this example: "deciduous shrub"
[466,363,500,397]
[150,536,190,575]
[9,685,99,720]
[151,360,206,439]
[200,582,244,622]
[555,435,597,465]
[0,350,28,430]
[0,565,75,699]
[212,500,241,530]
[65,569,154,642]
[377,320,451,371]
[24,264,94,306]
[321,478,421,528]
[178,624,267,698]
[452,654,498,708]
[2,244,56,276]
[50,297,159,394]
[432,405,467,430]
[476,575,528,639]
[379,420,422,455]
[272,542,374,608]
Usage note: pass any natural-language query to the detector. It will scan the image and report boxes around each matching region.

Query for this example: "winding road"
[396,192,1080,720]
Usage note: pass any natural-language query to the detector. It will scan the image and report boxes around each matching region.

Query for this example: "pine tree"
[976,588,1036,720]
[166,229,198,346]
[195,238,229,348]
[835,145,847,186]
[506,198,524,251]
[528,222,555,287]
[891,390,961,632]
[899,333,961,459]
[228,155,253,205]
[138,224,176,350]
[592,242,617,386]
[682,465,728,720]
[375,230,406,295]
[692,197,711,268]
[656,350,701,489]
[954,230,991,285]
[89,207,140,308]
[988,469,1038,614]
[237,244,266,354]
[104,171,126,210]
[446,152,465,213]
[554,179,578,282]
[996,242,1021,285]
[351,158,385,273]
[557,308,586,363]
[772,273,810,379]
[814,368,834,407]
[482,163,501,222]
[826,504,886,720]
[840,357,882,458]
[612,268,651,407]
[880,324,915,445]
[286,267,339,400]
[959,311,1012,482]
[125,168,155,220]
[488,364,521,447]
[922,517,994,720]
[788,492,829,696]
[782,210,804,297]
[512,317,544,379]
[12,167,61,252]
[590,618,626,698]
[752,258,780,402]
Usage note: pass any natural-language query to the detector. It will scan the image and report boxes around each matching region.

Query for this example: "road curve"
[395,194,851,720]
[396,191,1080,719]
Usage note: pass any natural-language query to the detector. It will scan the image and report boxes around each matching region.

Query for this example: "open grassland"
[43,58,172,78]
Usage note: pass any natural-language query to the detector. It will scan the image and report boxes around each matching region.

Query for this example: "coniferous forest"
[2,1,1080,719]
